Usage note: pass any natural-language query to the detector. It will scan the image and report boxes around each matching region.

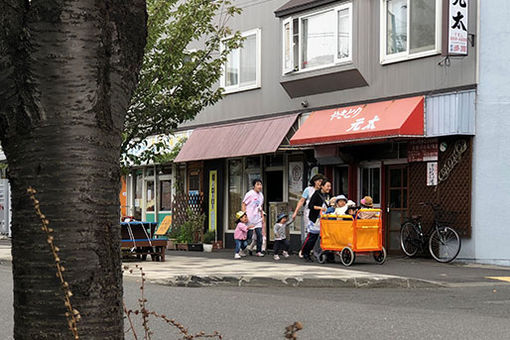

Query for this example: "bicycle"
[400,202,461,263]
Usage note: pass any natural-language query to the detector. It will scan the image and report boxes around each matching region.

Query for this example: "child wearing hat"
[334,195,349,215]
[273,213,290,260]
[357,196,378,219]
[234,211,254,259]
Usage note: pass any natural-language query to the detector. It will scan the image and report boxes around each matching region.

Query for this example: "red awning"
[175,114,298,163]
[290,96,424,145]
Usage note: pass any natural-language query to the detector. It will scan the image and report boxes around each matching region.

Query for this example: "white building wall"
[467,0,510,265]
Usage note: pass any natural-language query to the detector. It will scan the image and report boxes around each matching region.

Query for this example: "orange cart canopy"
[290,96,424,145]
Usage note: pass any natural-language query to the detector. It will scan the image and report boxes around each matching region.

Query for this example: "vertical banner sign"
[208,170,217,232]
[448,0,468,55]
[427,162,438,186]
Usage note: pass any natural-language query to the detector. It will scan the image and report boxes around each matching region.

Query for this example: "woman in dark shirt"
[300,179,331,261]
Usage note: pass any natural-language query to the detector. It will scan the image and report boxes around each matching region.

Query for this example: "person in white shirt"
[291,174,324,258]
[242,179,265,256]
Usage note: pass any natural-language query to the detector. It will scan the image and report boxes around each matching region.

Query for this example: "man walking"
[242,179,265,257]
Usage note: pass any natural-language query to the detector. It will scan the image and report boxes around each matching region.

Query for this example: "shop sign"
[448,0,468,55]
[427,162,438,186]
[408,139,439,162]
[438,139,468,183]
[208,170,217,232]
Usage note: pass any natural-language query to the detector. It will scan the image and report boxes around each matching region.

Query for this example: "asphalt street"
[1,263,509,339]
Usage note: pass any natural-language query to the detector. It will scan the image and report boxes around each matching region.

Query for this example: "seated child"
[334,195,349,215]
[273,213,290,260]
[325,196,337,214]
[357,196,379,219]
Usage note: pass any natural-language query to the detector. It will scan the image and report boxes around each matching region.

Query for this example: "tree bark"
[0,0,147,338]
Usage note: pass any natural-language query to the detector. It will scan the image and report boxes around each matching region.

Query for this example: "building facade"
[124,0,509,264]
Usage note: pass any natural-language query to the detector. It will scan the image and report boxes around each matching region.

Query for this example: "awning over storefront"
[290,96,424,146]
[174,114,299,162]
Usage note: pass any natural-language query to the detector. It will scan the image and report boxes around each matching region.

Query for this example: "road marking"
[486,276,510,283]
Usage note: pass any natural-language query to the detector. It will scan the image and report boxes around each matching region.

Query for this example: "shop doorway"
[385,165,409,253]
[265,170,284,243]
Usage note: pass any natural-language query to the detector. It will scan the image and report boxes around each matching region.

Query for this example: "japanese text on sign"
[448,0,468,55]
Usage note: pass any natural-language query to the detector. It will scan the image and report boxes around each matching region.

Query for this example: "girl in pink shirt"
[234,211,253,259]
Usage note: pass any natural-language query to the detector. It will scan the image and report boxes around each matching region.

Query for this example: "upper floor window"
[381,0,441,64]
[282,2,352,74]
[221,29,261,94]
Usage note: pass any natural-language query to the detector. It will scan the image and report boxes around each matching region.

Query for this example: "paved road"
[123,276,510,340]
[1,263,509,339]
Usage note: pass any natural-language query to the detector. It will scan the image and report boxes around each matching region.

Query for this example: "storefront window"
[360,167,380,205]
[159,179,172,211]
[228,159,243,230]
[334,166,349,196]
[246,156,261,169]
[265,154,284,168]
[146,180,155,212]
[288,161,304,233]
[134,171,143,220]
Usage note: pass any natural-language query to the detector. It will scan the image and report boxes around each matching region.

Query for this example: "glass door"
[386,165,408,252]
[359,165,381,207]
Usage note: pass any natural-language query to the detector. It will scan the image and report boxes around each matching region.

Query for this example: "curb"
[142,275,444,289]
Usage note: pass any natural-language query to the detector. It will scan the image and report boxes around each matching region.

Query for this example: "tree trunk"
[0,0,147,338]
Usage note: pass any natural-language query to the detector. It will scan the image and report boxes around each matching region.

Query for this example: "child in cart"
[234,211,254,259]
[273,213,290,260]
[357,196,379,219]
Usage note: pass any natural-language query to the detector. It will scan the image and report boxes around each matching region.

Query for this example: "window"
[221,29,261,93]
[381,0,441,63]
[228,159,243,230]
[282,3,352,74]
[360,167,380,206]
[159,179,172,211]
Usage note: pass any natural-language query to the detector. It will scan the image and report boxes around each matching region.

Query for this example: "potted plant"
[203,231,215,253]
[175,208,206,251]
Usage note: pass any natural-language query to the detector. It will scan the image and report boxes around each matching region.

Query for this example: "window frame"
[380,0,442,65]
[282,2,353,75]
[358,164,382,208]
[220,28,262,94]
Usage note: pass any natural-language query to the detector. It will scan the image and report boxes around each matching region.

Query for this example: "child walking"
[234,211,253,259]
[273,213,290,260]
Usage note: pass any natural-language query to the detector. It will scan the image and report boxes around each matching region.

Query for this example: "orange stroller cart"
[318,209,387,266]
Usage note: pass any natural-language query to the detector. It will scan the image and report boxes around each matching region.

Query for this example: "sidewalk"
[122,249,510,288]
[1,240,509,288]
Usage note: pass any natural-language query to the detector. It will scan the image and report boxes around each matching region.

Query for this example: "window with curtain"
[282,2,352,74]
[382,0,440,62]
[222,29,261,92]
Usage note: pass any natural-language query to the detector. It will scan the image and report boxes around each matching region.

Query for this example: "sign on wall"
[208,170,217,232]
[448,0,469,55]
[427,162,438,186]
[408,139,439,163]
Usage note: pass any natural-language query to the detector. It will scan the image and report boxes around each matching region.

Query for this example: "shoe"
[298,250,304,258]
[303,255,313,262]
[282,251,290,258]
[256,252,265,257]
[274,254,280,260]
[234,253,241,259]
[239,250,247,257]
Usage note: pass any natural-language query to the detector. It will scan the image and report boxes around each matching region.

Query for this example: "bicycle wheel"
[429,226,461,263]
[400,222,420,257]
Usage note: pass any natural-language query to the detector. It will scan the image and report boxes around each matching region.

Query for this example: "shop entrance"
[265,170,284,242]
[385,165,409,253]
